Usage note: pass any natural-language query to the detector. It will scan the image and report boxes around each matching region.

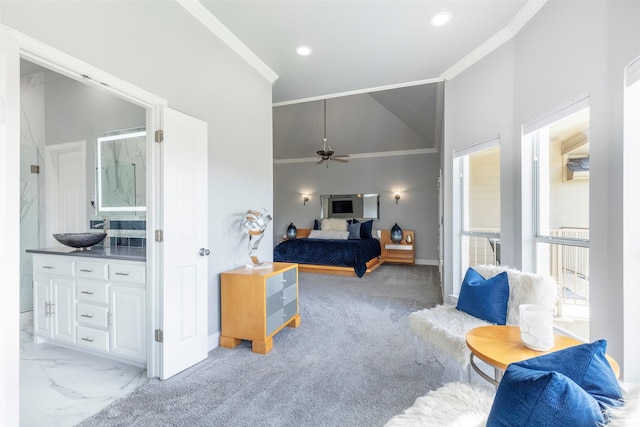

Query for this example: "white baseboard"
[415,259,439,266]
[208,331,221,352]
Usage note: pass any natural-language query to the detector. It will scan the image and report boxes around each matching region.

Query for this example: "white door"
[45,141,86,247]
[160,108,208,379]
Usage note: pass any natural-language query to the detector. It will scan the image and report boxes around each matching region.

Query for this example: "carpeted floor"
[78,264,473,427]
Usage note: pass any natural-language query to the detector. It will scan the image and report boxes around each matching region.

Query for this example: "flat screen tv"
[332,200,353,214]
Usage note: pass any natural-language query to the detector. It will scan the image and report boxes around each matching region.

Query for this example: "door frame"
[4,26,167,379]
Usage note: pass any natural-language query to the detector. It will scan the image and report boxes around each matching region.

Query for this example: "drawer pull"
[115,272,130,276]
[80,290,94,295]
[42,266,54,269]
[80,269,93,273]
[81,314,94,318]
[81,337,95,343]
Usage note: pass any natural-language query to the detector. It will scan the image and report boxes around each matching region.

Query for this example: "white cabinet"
[110,285,146,360]
[33,273,76,344]
[32,254,146,364]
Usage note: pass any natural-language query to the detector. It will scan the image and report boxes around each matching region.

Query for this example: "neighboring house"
[2,0,640,425]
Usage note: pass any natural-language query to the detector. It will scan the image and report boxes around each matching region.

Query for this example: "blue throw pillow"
[313,219,320,230]
[347,222,361,239]
[486,365,604,427]
[359,219,373,239]
[512,340,622,412]
[456,267,509,325]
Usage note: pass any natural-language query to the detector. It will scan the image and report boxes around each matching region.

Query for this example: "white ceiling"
[201,0,532,104]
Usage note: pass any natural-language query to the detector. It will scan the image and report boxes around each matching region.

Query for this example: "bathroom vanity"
[26,247,147,365]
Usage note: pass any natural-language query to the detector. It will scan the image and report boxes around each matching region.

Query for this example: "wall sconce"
[394,193,401,204]
[303,195,309,206]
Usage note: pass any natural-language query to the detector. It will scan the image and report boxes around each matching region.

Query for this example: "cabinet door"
[110,285,146,362]
[51,278,76,344]
[33,276,52,338]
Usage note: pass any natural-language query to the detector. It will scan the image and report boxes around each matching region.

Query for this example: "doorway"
[18,58,151,425]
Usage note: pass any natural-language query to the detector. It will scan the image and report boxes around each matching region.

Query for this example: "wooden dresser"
[220,262,300,354]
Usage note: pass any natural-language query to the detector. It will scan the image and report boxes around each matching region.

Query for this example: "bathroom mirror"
[320,194,380,220]
[96,128,146,212]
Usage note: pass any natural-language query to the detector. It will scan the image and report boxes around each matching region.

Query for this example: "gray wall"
[443,0,640,380]
[3,1,274,338]
[273,152,440,263]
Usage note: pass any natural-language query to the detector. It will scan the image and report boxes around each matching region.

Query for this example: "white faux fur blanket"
[409,305,490,367]
[409,265,558,367]
[385,382,495,427]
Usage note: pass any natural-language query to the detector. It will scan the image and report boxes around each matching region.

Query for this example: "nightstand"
[380,229,415,264]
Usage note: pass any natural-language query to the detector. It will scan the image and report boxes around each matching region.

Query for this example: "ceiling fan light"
[295,45,312,56]
[431,11,452,27]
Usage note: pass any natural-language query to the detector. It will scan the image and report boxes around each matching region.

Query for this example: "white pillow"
[308,230,349,240]
[321,218,348,231]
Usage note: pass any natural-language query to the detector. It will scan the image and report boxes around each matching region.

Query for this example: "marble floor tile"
[20,315,148,427]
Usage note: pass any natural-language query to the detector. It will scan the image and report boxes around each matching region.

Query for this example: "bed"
[273,228,382,277]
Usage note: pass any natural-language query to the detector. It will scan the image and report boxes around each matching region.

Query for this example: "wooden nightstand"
[220,262,300,354]
[380,229,415,264]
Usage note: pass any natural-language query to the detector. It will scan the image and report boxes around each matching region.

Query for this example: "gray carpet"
[78,264,466,427]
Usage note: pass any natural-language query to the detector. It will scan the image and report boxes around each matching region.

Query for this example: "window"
[453,138,501,291]
[523,95,590,341]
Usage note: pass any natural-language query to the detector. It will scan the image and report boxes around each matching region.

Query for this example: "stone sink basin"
[53,232,107,249]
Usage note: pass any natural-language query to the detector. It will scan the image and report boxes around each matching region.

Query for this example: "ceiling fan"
[316,99,350,167]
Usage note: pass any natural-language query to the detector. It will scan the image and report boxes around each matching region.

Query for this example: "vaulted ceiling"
[202,1,543,159]
[202,0,533,103]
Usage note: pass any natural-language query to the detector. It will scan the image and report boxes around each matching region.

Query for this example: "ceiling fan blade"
[332,158,349,163]
[331,154,350,158]
[316,158,326,165]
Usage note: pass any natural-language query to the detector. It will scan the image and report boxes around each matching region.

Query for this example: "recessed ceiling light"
[295,46,312,56]
[431,11,452,27]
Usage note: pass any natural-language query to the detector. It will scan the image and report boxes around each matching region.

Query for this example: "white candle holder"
[519,304,554,351]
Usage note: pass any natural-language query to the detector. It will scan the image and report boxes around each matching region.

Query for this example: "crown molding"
[273,78,444,107]
[273,148,437,164]
[176,0,279,85]
[440,0,547,81]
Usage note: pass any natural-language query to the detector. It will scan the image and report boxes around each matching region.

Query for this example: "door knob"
[199,248,211,256]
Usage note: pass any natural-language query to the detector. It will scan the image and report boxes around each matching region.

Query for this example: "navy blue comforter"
[273,238,381,278]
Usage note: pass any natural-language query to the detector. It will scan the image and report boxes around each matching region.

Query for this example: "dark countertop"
[26,246,146,262]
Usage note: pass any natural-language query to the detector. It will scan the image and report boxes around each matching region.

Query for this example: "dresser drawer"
[109,263,146,284]
[77,303,109,328]
[77,326,110,352]
[282,284,297,307]
[77,281,109,304]
[266,273,284,297]
[76,261,108,280]
[33,256,74,276]
[282,268,297,289]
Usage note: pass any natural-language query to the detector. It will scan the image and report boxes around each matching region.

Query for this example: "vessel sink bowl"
[53,232,107,249]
